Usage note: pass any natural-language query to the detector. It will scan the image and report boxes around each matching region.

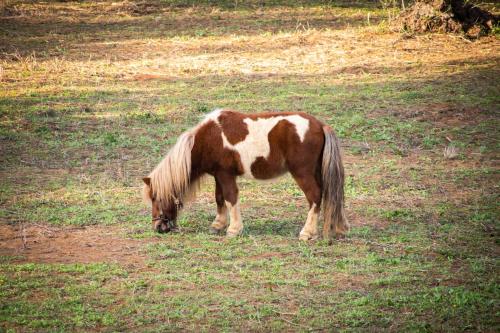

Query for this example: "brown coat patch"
[192,119,245,177]
[217,111,249,145]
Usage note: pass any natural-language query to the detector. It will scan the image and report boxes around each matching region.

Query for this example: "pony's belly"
[248,169,288,182]
[245,154,287,180]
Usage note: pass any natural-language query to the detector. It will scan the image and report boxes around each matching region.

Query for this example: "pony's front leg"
[225,200,243,238]
[217,173,243,238]
[209,178,228,234]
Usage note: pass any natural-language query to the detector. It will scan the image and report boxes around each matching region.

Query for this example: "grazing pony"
[142,109,348,241]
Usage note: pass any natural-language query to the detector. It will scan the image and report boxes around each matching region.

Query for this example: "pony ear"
[142,177,151,186]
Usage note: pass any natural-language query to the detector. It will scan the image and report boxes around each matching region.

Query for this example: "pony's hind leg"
[292,173,322,241]
[209,178,228,234]
[217,173,243,238]
[301,203,320,241]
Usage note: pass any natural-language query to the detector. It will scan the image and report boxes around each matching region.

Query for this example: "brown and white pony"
[142,109,348,241]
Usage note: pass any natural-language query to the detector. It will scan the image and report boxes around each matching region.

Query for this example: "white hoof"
[299,232,318,241]
[226,228,243,238]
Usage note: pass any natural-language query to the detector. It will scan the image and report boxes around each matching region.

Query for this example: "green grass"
[0,263,126,330]
[1,212,497,331]
[1,0,499,331]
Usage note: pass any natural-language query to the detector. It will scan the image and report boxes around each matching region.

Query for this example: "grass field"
[1,0,499,331]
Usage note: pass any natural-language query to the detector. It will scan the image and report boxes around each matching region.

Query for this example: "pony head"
[142,176,181,233]
[142,130,197,234]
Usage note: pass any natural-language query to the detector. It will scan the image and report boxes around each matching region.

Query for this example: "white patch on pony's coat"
[204,108,224,123]
[220,114,310,178]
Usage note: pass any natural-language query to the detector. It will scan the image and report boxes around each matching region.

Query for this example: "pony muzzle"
[152,216,178,233]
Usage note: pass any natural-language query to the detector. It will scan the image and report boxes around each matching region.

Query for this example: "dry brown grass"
[2,1,498,88]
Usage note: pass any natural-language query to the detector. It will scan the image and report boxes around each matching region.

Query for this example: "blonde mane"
[143,129,198,207]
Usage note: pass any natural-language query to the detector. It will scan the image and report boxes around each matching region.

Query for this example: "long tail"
[321,125,348,239]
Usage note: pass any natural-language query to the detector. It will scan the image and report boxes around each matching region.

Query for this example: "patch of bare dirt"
[376,103,493,126]
[0,223,149,267]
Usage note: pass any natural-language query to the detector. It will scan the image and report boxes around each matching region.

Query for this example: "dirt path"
[0,223,149,267]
